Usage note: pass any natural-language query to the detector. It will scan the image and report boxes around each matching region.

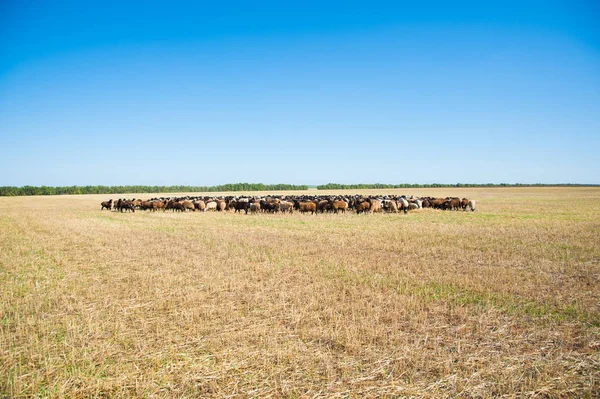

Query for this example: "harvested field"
[1,187,599,398]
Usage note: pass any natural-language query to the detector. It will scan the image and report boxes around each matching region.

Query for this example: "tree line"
[316,183,598,190]
[0,183,309,197]
[1,182,597,196]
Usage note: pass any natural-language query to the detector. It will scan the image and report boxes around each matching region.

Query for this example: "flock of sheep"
[100,195,476,214]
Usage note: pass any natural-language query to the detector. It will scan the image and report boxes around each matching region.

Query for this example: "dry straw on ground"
[1,187,599,398]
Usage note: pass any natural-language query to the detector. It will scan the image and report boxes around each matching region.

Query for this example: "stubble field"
[1,187,599,398]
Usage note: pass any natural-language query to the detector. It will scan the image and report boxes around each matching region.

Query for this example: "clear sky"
[1,1,599,186]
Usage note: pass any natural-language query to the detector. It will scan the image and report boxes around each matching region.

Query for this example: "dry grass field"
[1,187,599,398]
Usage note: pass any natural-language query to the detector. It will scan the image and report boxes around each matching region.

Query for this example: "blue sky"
[1,1,599,186]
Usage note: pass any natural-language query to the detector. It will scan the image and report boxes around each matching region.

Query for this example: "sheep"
[431,198,445,209]
[233,201,250,214]
[140,200,154,211]
[369,199,382,213]
[280,201,294,214]
[332,200,348,214]
[383,200,398,213]
[468,200,476,212]
[100,194,476,217]
[250,203,260,214]
[153,200,167,211]
[444,198,461,211]
[317,200,330,213]
[182,200,195,212]
[116,199,135,213]
[194,200,206,212]
[398,198,409,214]
[298,201,317,215]
[461,198,470,210]
[132,199,143,209]
[355,200,371,214]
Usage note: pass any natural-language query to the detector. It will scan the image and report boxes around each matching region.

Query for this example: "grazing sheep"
[443,198,461,211]
[140,200,154,211]
[356,200,371,214]
[116,199,135,213]
[194,200,206,212]
[280,201,294,214]
[332,200,348,214]
[132,199,143,209]
[317,200,330,213]
[298,201,317,215]
[153,200,167,212]
[398,198,409,214]
[165,200,176,211]
[101,194,476,217]
[101,199,112,210]
[431,198,445,209]
[384,200,398,213]
[182,200,195,212]
[261,200,274,213]
[233,201,250,214]
[468,200,476,212]
[369,199,382,213]
[461,198,470,210]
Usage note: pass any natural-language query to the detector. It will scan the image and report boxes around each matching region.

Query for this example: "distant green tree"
[0,183,310,196]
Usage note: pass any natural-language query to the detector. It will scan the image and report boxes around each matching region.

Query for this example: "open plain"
[1,187,599,398]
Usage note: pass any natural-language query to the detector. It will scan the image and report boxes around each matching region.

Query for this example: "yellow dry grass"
[1,187,599,398]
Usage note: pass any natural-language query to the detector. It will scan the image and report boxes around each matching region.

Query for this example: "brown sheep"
[298,201,317,215]
[383,200,398,213]
[332,200,348,214]
[182,200,195,212]
[317,200,329,213]
[194,200,206,212]
[356,200,371,214]
[280,201,294,214]
[443,198,461,211]
[116,199,135,213]
[369,199,382,213]
[271,201,281,213]
[431,198,445,209]
[100,199,112,210]
[153,200,167,211]
[165,200,176,211]
[461,198,469,210]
